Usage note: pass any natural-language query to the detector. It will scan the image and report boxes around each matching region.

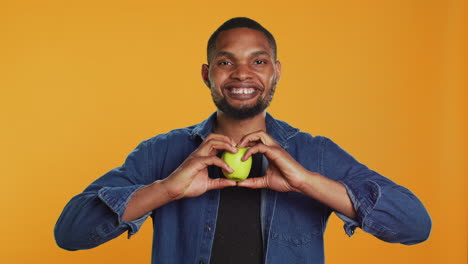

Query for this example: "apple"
[221,147,252,182]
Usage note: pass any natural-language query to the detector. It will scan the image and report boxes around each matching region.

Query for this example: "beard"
[211,85,276,120]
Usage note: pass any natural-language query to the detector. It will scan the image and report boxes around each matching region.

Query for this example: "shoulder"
[287,131,331,155]
[275,120,331,144]
[266,114,330,148]
[141,124,198,148]
[292,132,345,157]
[293,131,326,142]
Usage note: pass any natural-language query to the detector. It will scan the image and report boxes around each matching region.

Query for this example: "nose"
[230,64,253,81]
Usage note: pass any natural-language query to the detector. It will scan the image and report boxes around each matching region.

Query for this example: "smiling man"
[55,17,431,264]
[204,26,280,121]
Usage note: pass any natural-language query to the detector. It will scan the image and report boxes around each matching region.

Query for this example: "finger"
[202,133,236,147]
[195,139,238,156]
[207,178,237,190]
[241,143,274,161]
[195,155,234,174]
[237,177,268,189]
[238,130,276,148]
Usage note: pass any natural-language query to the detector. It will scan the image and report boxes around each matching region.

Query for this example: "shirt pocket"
[269,192,326,246]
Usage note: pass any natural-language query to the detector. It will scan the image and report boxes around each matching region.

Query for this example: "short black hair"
[207,17,277,63]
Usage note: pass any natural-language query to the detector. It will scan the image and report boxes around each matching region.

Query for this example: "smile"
[229,88,256,95]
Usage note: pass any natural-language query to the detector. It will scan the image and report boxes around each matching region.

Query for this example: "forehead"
[214,28,273,57]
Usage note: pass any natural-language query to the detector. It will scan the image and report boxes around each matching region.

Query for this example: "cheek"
[210,70,226,86]
[271,74,278,85]
[257,68,276,82]
[260,70,276,85]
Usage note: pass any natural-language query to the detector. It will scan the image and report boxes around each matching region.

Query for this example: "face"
[202,27,281,120]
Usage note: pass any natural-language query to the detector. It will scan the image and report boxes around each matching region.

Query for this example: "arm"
[55,134,237,250]
[292,171,357,220]
[321,137,432,244]
[54,140,157,251]
[237,132,431,245]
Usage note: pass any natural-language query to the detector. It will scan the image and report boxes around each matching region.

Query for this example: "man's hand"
[236,130,309,193]
[123,134,238,222]
[160,134,238,200]
[236,130,357,219]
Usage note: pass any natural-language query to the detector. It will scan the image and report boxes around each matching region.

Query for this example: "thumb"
[207,178,237,190]
[237,177,267,189]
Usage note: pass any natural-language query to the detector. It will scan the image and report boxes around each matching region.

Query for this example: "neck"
[214,110,267,145]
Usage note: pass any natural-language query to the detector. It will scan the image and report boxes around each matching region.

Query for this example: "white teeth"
[231,88,255,94]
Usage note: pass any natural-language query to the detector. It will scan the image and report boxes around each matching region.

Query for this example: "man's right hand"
[122,134,237,222]
[160,133,238,201]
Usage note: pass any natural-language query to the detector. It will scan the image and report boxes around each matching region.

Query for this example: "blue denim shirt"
[55,112,431,264]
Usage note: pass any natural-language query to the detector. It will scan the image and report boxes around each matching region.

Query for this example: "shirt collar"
[191,112,299,149]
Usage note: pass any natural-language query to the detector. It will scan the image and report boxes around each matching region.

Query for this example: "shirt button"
[204,226,211,232]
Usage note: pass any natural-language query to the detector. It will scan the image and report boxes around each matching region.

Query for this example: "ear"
[201,64,211,88]
[274,60,282,84]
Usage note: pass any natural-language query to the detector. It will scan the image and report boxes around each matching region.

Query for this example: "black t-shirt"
[210,153,263,264]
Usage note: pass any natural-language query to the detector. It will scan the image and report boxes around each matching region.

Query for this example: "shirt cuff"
[336,180,381,237]
[98,185,151,237]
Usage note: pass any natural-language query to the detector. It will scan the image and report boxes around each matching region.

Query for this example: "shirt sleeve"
[321,137,432,245]
[54,139,161,250]
[97,185,151,236]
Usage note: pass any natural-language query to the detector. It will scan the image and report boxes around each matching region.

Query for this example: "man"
[55,17,431,263]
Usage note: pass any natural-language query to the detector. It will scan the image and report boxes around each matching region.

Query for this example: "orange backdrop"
[1,0,466,263]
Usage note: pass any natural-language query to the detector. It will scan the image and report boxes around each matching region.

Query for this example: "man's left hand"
[236,130,309,193]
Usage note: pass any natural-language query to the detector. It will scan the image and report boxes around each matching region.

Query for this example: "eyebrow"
[251,50,271,57]
[214,51,235,58]
[214,50,272,59]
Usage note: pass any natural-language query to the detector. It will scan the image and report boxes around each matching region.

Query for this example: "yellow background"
[1,0,466,263]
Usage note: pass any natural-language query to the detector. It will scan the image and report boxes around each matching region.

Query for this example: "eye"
[218,61,233,66]
[254,60,267,65]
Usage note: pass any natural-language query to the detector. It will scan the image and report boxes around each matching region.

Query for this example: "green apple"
[221,147,252,182]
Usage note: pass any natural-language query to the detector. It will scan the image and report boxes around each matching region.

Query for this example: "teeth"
[231,88,255,94]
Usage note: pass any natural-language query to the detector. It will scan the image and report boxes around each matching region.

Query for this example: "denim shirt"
[55,112,431,264]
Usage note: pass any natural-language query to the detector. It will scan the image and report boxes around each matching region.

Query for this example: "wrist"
[158,179,184,201]
[293,170,318,194]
